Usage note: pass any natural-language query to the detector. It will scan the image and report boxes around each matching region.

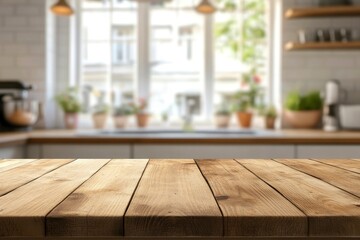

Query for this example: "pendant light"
[195,0,216,14]
[51,0,74,16]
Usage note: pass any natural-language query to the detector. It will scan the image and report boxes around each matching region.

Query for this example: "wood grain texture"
[0,159,73,197]
[314,159,360,174]
[125,159,223,237]
[196,159,307,237]
[47,159,148,237]
[285,6,360,19]
[0,159,36,172]
[0,159,110,237]
[285,42,360,51]
[276,159,360,197]
[238,159,360,237]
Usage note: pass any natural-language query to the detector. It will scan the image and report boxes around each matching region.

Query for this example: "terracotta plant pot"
[236,112,253,128]
[215,115,231,128]
[265,117,276,130]
[114,116,128,129]
[92,113,107,129]
[136,113,150,128]
[64,113,78,129]
[284,110,322,129]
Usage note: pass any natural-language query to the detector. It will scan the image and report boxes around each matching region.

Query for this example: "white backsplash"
[0,0,46,102]
[282,0,360,104]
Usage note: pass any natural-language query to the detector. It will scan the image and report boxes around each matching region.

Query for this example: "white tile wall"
[0,0,46,102]
[282,0,360,104]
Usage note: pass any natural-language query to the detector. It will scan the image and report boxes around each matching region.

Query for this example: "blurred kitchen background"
[1,0,360,132]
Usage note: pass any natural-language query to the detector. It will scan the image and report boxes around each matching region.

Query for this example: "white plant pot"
[215,115,231,128]
[114,116,128,129]
[92,113,107,129]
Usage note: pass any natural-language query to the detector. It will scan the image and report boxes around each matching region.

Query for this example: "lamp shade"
[195,0,216,14]
[51,0,74,16]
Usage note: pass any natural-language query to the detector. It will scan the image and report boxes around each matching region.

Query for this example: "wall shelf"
[285,41,360,51]
[285,6,360,19]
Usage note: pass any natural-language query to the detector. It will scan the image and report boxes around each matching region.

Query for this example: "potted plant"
[113,104,133,129]
[55,88,82,129]
[284,91,323,129]
[132,98,150,128]
[263,105,277,129]
[214,104,231,129]
[92,104,109,129]
[233,93,253,128]
[232,71,264,129]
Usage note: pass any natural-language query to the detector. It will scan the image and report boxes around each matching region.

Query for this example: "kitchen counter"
[2,129,360,145]
[0,158,359,239]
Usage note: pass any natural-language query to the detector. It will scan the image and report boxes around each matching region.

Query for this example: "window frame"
[74,0,270,122]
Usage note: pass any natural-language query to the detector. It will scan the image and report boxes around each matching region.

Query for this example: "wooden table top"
[0,159,359,239]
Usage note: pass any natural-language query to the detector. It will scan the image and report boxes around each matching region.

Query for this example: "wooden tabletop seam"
[312,158,360,174]
[194,159,226,237]
[236,159,311,236]
[0,159,359,238]
[43,158,112,223]
[274,159,360,199]
[0,159,75,197]
[121,159,150,236]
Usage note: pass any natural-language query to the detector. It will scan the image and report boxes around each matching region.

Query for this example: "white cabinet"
[24,143,360,159]
[0,145,25,158]
[297,145,360,158]
[133,144,295,159]
[40,144,132,159]
[26,144,41,158]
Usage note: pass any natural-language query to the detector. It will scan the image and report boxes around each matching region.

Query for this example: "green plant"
[232,91,252,112]
[92,104,109,115]
[265,105,277,118]
[215,104,231,116]
[285,91,323,111]
[114,104,134,117]
[232,77,264,113]
[215,0,266,69]
[55,87,82,113]
[131,98,149,114]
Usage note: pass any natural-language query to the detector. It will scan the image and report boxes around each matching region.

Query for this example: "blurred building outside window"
[78,0,268,125]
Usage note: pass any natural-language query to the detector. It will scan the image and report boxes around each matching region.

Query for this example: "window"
[80,0,137,110]
[149,1,203,120]
[113,26,135,65]
[78,0,268,122]
[214,0,267,105]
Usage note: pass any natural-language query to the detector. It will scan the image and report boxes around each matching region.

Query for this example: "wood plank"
[285,6,360,19]
[276,159,360,198]
[47,159,148,237]
[0,159,110,237]
[125,159,223,237]
[238,159,360,237]
[285,42,360,51]
[314,159,360,174]
[196,159,307,236]
[0,159,36,172]
[0,159,73,197]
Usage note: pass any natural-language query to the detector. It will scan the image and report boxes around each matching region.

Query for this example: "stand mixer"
[0,81,39,132]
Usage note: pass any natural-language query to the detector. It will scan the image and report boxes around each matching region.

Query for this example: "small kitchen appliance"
[323,80,346,132]
[339,105,360,130]
[0,80,40,132]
